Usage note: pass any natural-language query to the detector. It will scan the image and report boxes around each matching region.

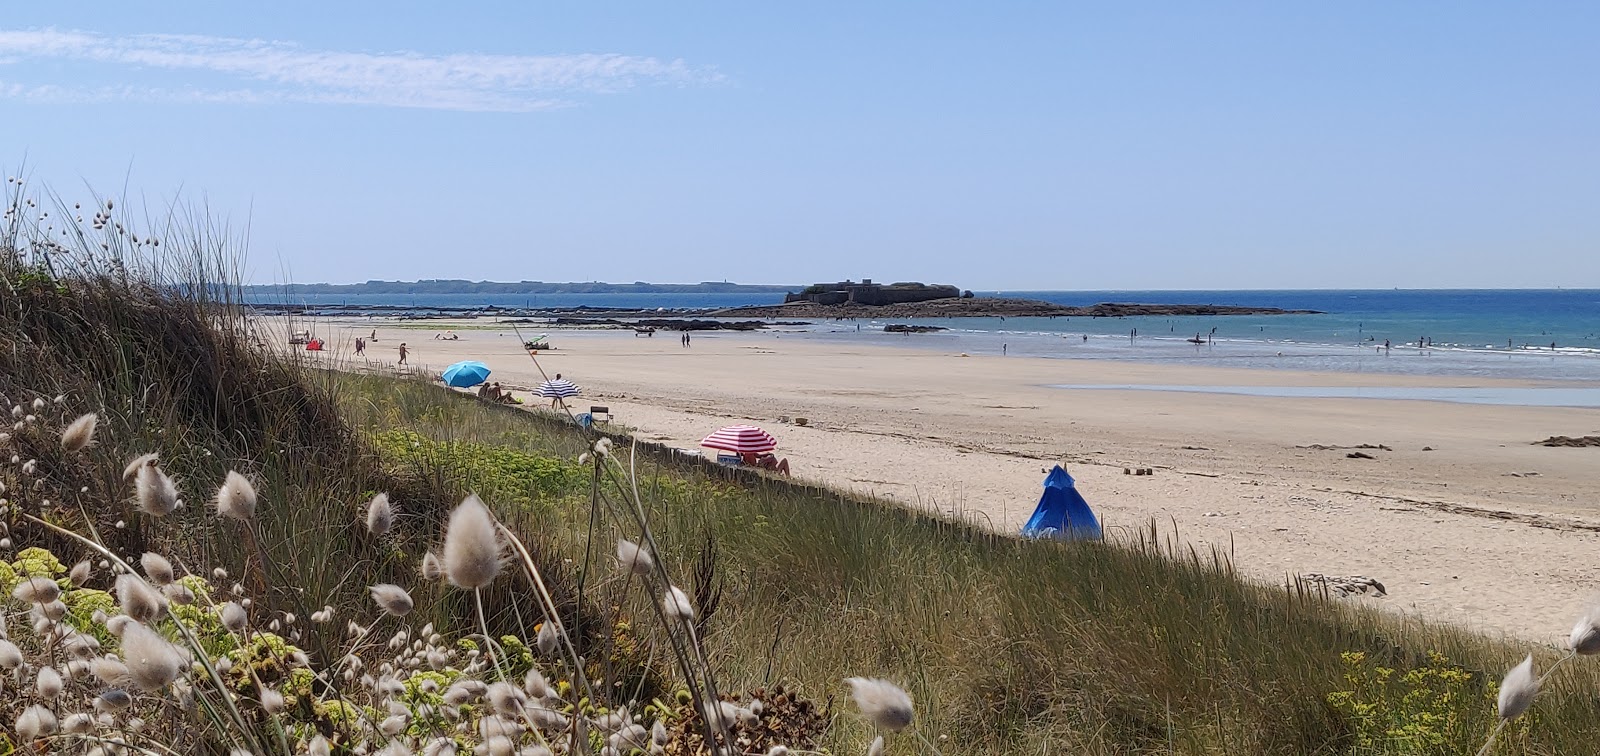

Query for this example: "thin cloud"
[0,28,719,112]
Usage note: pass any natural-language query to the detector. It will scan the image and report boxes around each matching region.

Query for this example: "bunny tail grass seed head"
[36,665,63,697]
[1571,606,1600,655]
[536,621,557,657]
[616,538,655,577]
[845,677,915,732]
[60,412,97,452]
[16,704,57,740]
[135,463,181,516]
[369,584,414,616]
[421,551,444,581]
[12,576,61,604]
[123,452,159,482]
[115,574,165,623]
[121,621,185,690]
[443,494,502,589]
[662,585,695,621]
[140,552,175,585]
[866,735,884,756]
[69,559,92,586]
[220,601,248,633]
[1497,654,1539,721]
[367,492,394,536]
[213,470,257,521]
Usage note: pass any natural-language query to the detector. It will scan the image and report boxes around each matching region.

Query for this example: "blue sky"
[2,3,1596,289]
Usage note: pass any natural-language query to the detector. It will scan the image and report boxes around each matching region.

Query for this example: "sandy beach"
[294,318,1600,642]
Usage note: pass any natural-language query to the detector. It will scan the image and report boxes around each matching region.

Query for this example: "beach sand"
[299,319,1600,642]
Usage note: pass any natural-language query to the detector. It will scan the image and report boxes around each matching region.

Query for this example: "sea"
[263,289,1600,399]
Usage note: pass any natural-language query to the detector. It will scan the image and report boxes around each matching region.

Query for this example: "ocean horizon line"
[244,281,1600,293]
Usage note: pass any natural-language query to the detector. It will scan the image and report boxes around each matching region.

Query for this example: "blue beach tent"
[1021,466,1102,541]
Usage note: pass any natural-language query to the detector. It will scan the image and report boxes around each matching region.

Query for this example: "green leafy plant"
[1328,651,1496,754]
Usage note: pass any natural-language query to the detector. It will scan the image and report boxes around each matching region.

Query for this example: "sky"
[2,3,1597,290]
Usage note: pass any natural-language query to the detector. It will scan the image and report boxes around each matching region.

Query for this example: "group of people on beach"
[477,381,517,404]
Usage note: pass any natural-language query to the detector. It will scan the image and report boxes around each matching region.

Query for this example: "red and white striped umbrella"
[700,425,778,454]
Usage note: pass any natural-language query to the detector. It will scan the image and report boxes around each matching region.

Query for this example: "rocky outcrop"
[1534,435,1600,447]
[884,324,948,333]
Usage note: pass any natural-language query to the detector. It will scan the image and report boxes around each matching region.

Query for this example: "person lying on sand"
[740,452,791,476]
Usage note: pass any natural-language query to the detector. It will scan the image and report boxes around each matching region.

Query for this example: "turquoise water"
[799,289,1600,382]
[267,288,1600,382]
[1048,385,1600,408]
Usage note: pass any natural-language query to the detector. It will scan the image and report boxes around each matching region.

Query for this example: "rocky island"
[709,279,1321,318]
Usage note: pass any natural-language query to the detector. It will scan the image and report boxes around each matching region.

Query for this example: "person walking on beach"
[355,338,365,356]
[371,329,378,342]
[397,343,408,366]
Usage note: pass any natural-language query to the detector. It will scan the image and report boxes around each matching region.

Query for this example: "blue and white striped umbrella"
[536,378,581,398]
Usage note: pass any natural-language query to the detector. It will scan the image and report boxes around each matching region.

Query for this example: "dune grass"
[329,371,1600,755]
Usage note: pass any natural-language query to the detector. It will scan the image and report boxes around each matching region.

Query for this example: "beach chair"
[716,453,743,467]
[589,405,611,423]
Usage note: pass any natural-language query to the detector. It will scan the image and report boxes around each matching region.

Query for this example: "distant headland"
[244,278,1320,319]
[243,279,796,296]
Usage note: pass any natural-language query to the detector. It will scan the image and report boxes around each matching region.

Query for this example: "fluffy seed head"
[616,538,655,577]
[536,621,558,657]
[135,463,181,516]
[36,665,63,697]
[845,677,915,732]
[92,657,130,685]
[867,735,885,756]
[121,621,186,690]
[220,602,248,633]
[69,560,92,585]
[1571,607,1600,655]
[261,689,286,714]
[123,452,159,482]
[213,471,257,520]
[16,705,57,741]
[141,553,175,585]
[62,713,94,734]
[662,586,695,621]
[163,582,196,604]
[1497,654,1539,720]
[12,576,60,604]
[369,584,414,616]
[115,573,165,623]
[442,495,501,589]
[421,551,443,581]
[60,412,98,452]
[486,682,526,716]
[366,493,394,536]
[0,639,23,669]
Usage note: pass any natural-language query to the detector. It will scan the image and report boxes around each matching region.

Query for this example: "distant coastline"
[243,279,797,296]
[712,297,1321,318]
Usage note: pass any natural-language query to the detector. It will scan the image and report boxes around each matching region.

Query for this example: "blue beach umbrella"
[441,360,492,388]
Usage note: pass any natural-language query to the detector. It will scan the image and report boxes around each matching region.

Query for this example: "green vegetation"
[333,373,1600,755]
[5,179,1600,754]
